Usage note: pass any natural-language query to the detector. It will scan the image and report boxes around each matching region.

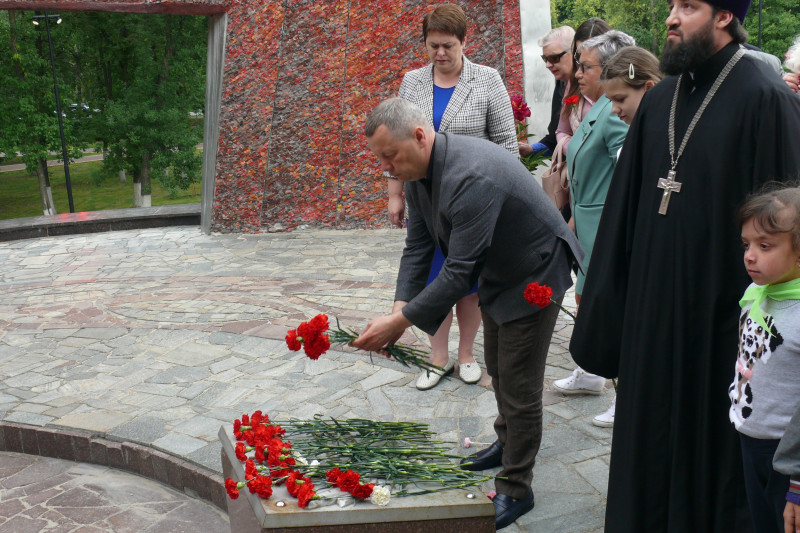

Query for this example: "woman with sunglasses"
[519,26,574,158]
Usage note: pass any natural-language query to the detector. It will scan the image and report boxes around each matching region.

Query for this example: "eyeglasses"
[540,51,567,64]
[576,61,602,73]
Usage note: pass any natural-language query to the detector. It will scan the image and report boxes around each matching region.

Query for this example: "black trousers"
[740,433,790,533]
[482,299,561,499]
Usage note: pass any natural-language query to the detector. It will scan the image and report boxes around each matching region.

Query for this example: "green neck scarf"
[739,278,800,336]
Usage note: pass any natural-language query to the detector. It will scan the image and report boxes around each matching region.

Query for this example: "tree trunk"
[118,169,126,184]
[133,164,142,207]
[650,0,659,54]
[133,153,152,207]
[140,152,152,207]
[36,157,56,215]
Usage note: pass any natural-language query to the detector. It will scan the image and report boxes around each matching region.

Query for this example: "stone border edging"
[0,422,227,512]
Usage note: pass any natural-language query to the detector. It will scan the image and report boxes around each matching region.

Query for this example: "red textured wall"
[1,0,523,232]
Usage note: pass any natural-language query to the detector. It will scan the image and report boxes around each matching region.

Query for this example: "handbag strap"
[552,135,569,165]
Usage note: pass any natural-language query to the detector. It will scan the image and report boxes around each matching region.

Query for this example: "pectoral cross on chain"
[657,170,682,215]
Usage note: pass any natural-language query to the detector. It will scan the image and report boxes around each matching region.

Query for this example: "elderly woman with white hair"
[785,35,800,93]
[519,25,575,157]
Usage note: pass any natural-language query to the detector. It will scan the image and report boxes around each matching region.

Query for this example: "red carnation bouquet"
[511,94,548,173]
[286,314,446,375]
[224,412,490,509]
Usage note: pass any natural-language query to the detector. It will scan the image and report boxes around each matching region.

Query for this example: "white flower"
[294,452,309,466]
[310,459,320,467]
[369,485,391,506]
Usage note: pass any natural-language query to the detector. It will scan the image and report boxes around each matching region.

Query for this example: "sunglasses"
[541,50,568,64]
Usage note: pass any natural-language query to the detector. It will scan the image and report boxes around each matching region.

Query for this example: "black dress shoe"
[493,490,535,530]
[459,440,503,471]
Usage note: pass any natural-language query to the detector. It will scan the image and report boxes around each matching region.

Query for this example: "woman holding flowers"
[385,3,517,391]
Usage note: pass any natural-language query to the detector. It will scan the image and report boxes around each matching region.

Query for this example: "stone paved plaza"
[0,227,612,532]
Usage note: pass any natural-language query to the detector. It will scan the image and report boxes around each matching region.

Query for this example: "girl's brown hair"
[601,46,662,88]
[738,182,800,251]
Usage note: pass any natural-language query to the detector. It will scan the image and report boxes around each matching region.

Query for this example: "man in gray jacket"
[352,98,583,529]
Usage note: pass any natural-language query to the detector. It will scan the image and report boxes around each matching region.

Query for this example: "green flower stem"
[551,298,576,321]
[327,320,447,376]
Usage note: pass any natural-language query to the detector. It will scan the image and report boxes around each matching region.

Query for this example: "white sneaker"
[592,396,616,428]
[458,362,482,384]
[552,368,605,395]
[416,359,455,390]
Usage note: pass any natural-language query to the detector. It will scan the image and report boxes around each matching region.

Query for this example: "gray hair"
[538,26,575,51]
[581,30,636,65]
[365,98,431,139]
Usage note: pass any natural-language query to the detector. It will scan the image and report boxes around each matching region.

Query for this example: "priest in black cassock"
[569,0,800,531]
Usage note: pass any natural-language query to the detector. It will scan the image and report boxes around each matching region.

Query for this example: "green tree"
[744,0,800,61]
[82,13,207,206]
[0,10,82,215]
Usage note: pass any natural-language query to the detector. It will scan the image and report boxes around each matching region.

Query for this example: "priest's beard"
[660,17,717,75]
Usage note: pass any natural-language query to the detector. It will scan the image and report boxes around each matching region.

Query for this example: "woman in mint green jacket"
[567,31,633,302]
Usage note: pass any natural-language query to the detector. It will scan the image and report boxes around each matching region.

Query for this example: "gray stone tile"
[108,416,168,443]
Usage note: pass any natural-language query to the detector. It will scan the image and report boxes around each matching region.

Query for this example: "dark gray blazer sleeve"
[394,195,435,304]
[773,404,800,481]
[401,176,498,335]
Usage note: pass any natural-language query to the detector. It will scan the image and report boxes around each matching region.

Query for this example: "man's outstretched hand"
[350,302,411,353]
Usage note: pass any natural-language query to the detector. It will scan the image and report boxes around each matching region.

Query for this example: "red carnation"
[564,95,580,107]
[511,94,531,122]
[352,482,375,499]
[253,475,273,499]
[225,478,240,500]
[285,329,301,351]
[286,471,302,497]
[338,470,361,493]
[326,467,342,484]
[233,419,243,440]
[235,442,248,462]
[308,314,329,334]
[297,481,316,508]
[524,282,553,309]
[303,333,330,360]
[245,459,258,479]
[296,321,311,340]
[251,410,267,426]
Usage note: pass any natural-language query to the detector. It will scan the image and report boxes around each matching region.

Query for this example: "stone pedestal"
[219,427,495,532]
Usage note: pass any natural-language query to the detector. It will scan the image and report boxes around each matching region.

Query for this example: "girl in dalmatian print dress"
[729,184,800,533]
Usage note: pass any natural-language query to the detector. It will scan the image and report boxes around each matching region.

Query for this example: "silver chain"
[668,47,745,170]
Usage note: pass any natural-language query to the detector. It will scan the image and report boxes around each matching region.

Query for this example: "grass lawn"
[0,160,202,220]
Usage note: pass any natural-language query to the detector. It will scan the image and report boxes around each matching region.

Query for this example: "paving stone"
[108,416,168,443]
[0,228,609,531]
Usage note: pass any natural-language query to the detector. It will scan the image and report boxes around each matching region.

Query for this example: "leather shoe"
[493,490,534,530]
[459,440,503,471]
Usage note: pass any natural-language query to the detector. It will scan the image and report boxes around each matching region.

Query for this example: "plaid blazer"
[398,56,518,157]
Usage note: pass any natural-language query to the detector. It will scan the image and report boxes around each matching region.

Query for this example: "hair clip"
[628,63,635,79]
